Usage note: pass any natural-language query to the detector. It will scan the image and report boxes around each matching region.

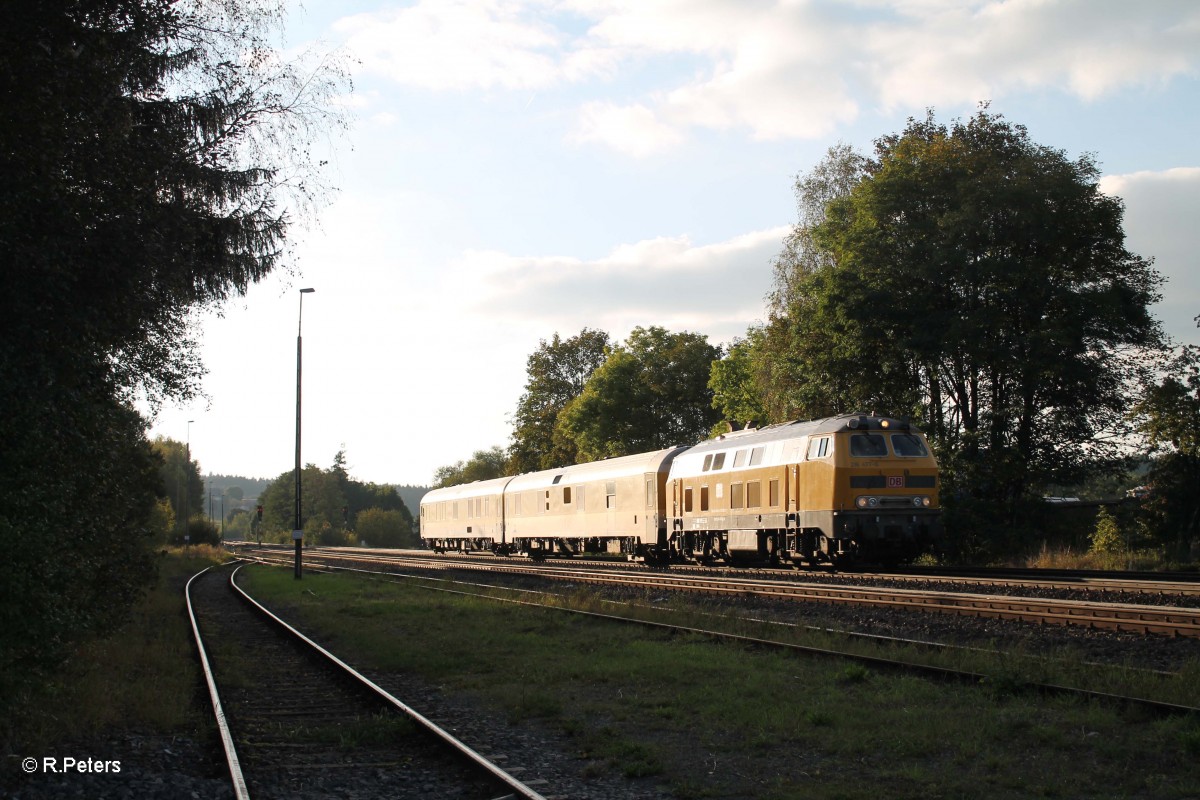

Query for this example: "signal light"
[256,504,263,521]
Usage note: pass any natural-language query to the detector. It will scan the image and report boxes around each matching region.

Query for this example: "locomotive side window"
[891,434,929,457]
[769,479,779,507]
[700,486,710,512]
[747,480,761,508]
[684,487,694,512]
[807,436,831,459]
[749,447,764,465]
[703,454,713,471]
[731,482,744,509]
[563,486,572,504]
[849,434,888,457]
[733,450,747,468]
[712,453,726,470]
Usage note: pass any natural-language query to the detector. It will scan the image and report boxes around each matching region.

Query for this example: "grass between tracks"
[241,564,1200,800]
[2,546,228,756]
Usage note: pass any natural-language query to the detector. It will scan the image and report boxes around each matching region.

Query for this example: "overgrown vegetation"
[241,566,1200,799]
[1,547,227,756]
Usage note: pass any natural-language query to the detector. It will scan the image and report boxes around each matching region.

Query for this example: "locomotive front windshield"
[849,434,888,457]
[891,434,929,457]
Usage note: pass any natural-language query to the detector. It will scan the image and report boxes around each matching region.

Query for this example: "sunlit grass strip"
[302,559,1200,712]
[239,564,1200,799]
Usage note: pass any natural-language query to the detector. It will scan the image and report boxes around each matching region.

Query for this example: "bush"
[1089,507,1124,555]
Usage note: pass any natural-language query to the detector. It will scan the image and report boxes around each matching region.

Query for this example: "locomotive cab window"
[807,436,831,459]
[563,486,572,504]
[891,434,929,457]
[849,434,888,457]
[712,453,726,470]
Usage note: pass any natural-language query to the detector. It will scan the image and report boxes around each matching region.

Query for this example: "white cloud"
[1100,167,1200,345]
[569,101,683,156]
[331,1,1200,155]
[335,0,587,91]
[461,226,790,340]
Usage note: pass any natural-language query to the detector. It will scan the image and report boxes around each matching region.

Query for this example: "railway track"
[231,554,1200,718]
[186,562,551,800]
[231,545,1200,639]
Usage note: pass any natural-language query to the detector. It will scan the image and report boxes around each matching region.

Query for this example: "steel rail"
[239,555,1200,719]
[226,564,549,800]
[236,542,1200,597]
[185,565,251,800]
[260,547,1200,639]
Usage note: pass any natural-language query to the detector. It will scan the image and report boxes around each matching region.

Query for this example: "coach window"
[564,486,572,504]
[703,454,713,472]
[646,479,654,510]
[513,494,522,516]
[749,446,764,466]
[684,487,694,513]
[712,453,726,470]
[700,486,710,512]
[731,482,744,510]
[577,486,586,511]
[733,450,747,468]
[545,490,551,512]
[850,434,888,457]
[747,480,761,508]
[892,434,928,457]
[606,481,617,509]
[769,478,779,507]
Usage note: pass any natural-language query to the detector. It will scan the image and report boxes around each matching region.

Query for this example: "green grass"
[2,546,229,755]
[240,565,1200,799]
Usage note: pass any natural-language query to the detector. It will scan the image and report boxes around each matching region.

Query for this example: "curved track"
[186,562,551,800]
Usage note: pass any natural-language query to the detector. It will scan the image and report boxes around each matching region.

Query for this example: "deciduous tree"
[558,326,721,460]
[508,328,610,472]
[773,109,1163,523]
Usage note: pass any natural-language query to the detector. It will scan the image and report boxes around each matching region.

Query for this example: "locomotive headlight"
[913,496,931,508]
[868,497,879,508]
[856,496,868,509]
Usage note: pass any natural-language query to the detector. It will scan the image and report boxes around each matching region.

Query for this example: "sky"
[147,0,1200,488]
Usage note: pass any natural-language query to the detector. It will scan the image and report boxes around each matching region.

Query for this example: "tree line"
[148,441,417,548]
[439,108,1195,564]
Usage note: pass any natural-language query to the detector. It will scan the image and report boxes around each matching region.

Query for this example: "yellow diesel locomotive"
[668,414,940,565]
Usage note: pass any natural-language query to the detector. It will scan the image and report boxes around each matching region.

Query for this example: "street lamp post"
[184,419,194,545]
[294,288,315,579]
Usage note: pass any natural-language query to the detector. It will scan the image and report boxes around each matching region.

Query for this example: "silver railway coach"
[420,475,512,553]
[503,446,687,560]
